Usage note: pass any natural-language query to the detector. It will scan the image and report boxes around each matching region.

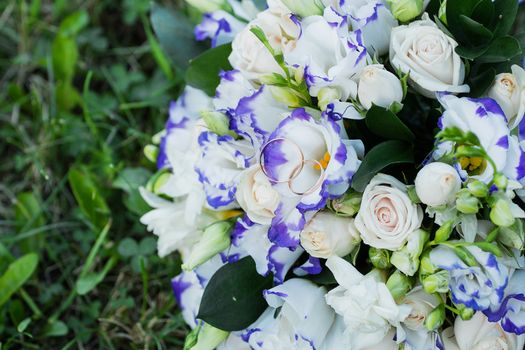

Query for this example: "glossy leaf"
[197,256,273,331]
[150,3,206,69]
[351,140,414,192]
[477,36,522,63]
[185,43,233,96]
[0,253,39,308]
[365,105,415,143]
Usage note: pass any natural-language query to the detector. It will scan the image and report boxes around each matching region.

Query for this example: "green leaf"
[185,43,233,96]
[471,0,495,26]
[447,0,483,44]
[114,167,151,193]
[351,140,414,192]
[477,36,522,63]
[17,317,31,333]
[14,192,46,253]
[0,253,39,308]
[138,237,157,256]
[492,0,519,37]
[458,15,493,44]
[58,10,89,36]
[197,256,273,331]
[468,67,496,97]
[76,256,117,295]
[68,165,110,230]
[150,3,207,69]
[118,238,139,257]
[365,105,415,142]
[143,15,174,81]
[43,320,69,337]
[455,45,488,60]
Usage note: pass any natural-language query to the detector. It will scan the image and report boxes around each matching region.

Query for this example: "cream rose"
[355,174,423,250]
[229,7,299,81]
[389,14,469,98]
[488,65,525,129]
[236,165,280,225]
[442,312,525,350]
[415,162,462,207]
[300,212,361,258]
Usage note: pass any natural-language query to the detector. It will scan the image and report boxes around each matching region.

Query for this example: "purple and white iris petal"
[437,95,512,183]
[243,279,335,350]
[323,101,364,121]
[232,216,303,283]
[196,132,254,209]
[230,84,289,150]
[293,256,322,276]
[484,269,525,335]
[171,255,224,328]
[430,245,509,312]
[157,87,212,169]
[213,69,255,113]
[503,136,525,183]
[285,16,369,101]
[347,1,397,56]
[195,10,246,47]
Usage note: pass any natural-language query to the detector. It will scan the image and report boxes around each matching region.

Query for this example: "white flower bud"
[182,221,232,271]
[386,0,424,22]
[300,212,361,259]
[358,64,404,110]
[415,162,461,207]
[391,229,429,276]
[281,0,323,17]
[189,323,229,350]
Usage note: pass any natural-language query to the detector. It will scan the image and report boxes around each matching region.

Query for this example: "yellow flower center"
[314,152,331,171]
[459,156,487,175]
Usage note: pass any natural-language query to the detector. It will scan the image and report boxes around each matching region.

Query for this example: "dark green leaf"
[447,0,482,44]
[14,192,45,253]
[68,165,110,230]
[477,36,522,63]
[0,253,39,308]
[458,15,493,44]
[351,140,414,192]
[113,167,151,193]
[197,256,273,331]
[468,67,496,97]
[455,45,488,60]
[471,0,494,26]
[185,43,233,96]
[150,3,206,69]
[492,0,519,37]
[365,105,415,143]
[138,237,157,256]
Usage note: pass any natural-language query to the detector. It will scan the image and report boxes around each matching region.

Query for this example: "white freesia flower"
[139,188,214,258]
[442,312,525,350]
[355,174,424,251]
[415,162,462,207]
[243,278,335,350]
[236,165,280,225]
[358,64,404,110]
[390,14,469,98]
[325,256,411,350]
[229,7,299,80]
[488,65,525,129]
[300,211,361,259]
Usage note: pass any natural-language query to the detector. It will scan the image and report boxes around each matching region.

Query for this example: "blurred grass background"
[0,0,190,348]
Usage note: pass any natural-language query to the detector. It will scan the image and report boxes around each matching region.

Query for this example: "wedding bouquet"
[140,0,525,349]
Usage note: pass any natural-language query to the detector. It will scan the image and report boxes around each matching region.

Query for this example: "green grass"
[0,0,189,348]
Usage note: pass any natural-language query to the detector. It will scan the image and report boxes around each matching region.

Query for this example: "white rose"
[442,312,525,350]
[236,165,280,225]
[401,287,438,331]
[358,64,404,110]
[390,14,469,98]
[229,8,299,80]
[300,212,361,259]
[488,65,525,129]
[415,162,461,207]
[355,174,423,251]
